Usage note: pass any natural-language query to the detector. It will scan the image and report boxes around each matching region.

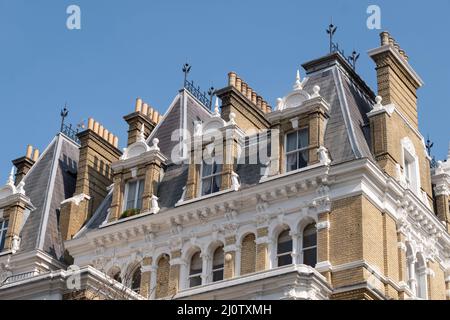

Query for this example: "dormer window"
[200,156,222,196]
[124,179,144,211]
[286,128,309,172]
[0,219,8,251]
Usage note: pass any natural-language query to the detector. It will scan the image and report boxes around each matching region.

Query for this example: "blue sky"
[0,0,449,182]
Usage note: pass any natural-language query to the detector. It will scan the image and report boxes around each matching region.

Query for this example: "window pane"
[213,162,222,175]
[213,247,224,269]
[278,254,292,267]
[213,270,224,282]
[190,276,202,288]
[212,175,221,193]
[202,162,213,177]
[0,234,6,251]
[202,177,213,196]
[303,224,317,248]
[286,153,298,172]
[126,181,137,210]
[277,230,292,254]
[303,248,317,267]
[131,269,141,293]
[190,252,202,275]
[298,150,309,169]
[136,180,144,210]
[286,132,297,152]
[298,129,309,149]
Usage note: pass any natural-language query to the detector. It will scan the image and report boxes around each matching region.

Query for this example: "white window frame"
[401,137,421,194]
[199,156,222,197]
[0,219,8,251]
[284,127,309,173]
[123,179,145,212]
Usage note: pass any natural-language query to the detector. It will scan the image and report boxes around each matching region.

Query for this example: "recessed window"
[0,219,8,251]
[302,224,317,267]
[212,246,224,282]
[124,179,145,211]
[201,157,222,196]
[277,229,293,267]
[286,128,309,172]
[189,251,202,288]
[130,267,141,294]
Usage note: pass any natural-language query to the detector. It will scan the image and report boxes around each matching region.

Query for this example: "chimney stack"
[60,118,122,240]
[12,145,39,185]
[369,31,424,129]
[123,97,162,147]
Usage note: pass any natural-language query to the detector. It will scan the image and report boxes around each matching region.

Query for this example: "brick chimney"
[216,72,271,131]
[369,31,424,129]
[123,98,162,146]
[60,118,121,240]
[12,145,39,185]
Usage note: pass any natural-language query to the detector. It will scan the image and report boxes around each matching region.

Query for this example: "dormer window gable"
[265,71,331,177]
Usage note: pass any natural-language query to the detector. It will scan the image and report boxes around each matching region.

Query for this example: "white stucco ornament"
[231,171,241,191]
[317,146,331,166]
[275,70,311,111]
[0,167,27,199]
[150,195,160,214]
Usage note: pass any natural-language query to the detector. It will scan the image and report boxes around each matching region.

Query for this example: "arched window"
[415,254,428,299]
[156,255,170,299]
[189,251,202,288]
[277,229,293,267]
[130,266,141,294]
[212,246,224,282]
[240,233,256,275]
[302,223,317,267]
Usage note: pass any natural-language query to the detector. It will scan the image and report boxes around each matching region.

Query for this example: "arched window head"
[189,251,202,288]
[130,266,141,294]
[277,228,293,267]
[302,223,317,267]
[212,246,224,282]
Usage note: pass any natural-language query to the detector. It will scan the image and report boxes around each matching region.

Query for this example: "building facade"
[0,32,449,300]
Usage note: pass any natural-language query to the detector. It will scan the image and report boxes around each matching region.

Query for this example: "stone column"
[290,232,301,265]
[201,253,212,285]
[255,227,270,272]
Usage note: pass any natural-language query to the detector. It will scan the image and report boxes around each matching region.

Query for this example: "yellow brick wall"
[428,261,446,300]
[240,233,256,275]
[155,255,170,299]
[362,197,384,275]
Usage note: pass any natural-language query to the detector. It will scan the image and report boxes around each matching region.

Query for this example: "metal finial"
[326,21,337,53]
[426,135,434,157]
[182,63,191,84]
[349,50,360,70]
[207,86,215,109]
[60,103,69,132]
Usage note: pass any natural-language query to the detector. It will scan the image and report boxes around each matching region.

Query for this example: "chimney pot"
[247,87,253,100]
[103,129,109,141]
[135,98,143,112]
[241,82,248,96]
[236,77,242,91]
[98,125,104,138]
[93,121,100,134]
[152,110,159,123]
[113,136,119,148]
[26,145,33,159]
[251,91,257,104]
[32,149,40,162]
[108,132,114,145]
[256,96,262,109]
[148,107,154,120]
[380,31,390,46]
[142,103,149,116]
[88,118,95,130]
[228,72,237,87]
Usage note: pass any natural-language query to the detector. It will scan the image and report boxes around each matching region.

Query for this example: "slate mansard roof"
[74,53,377,237]
[18,133,79,261]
